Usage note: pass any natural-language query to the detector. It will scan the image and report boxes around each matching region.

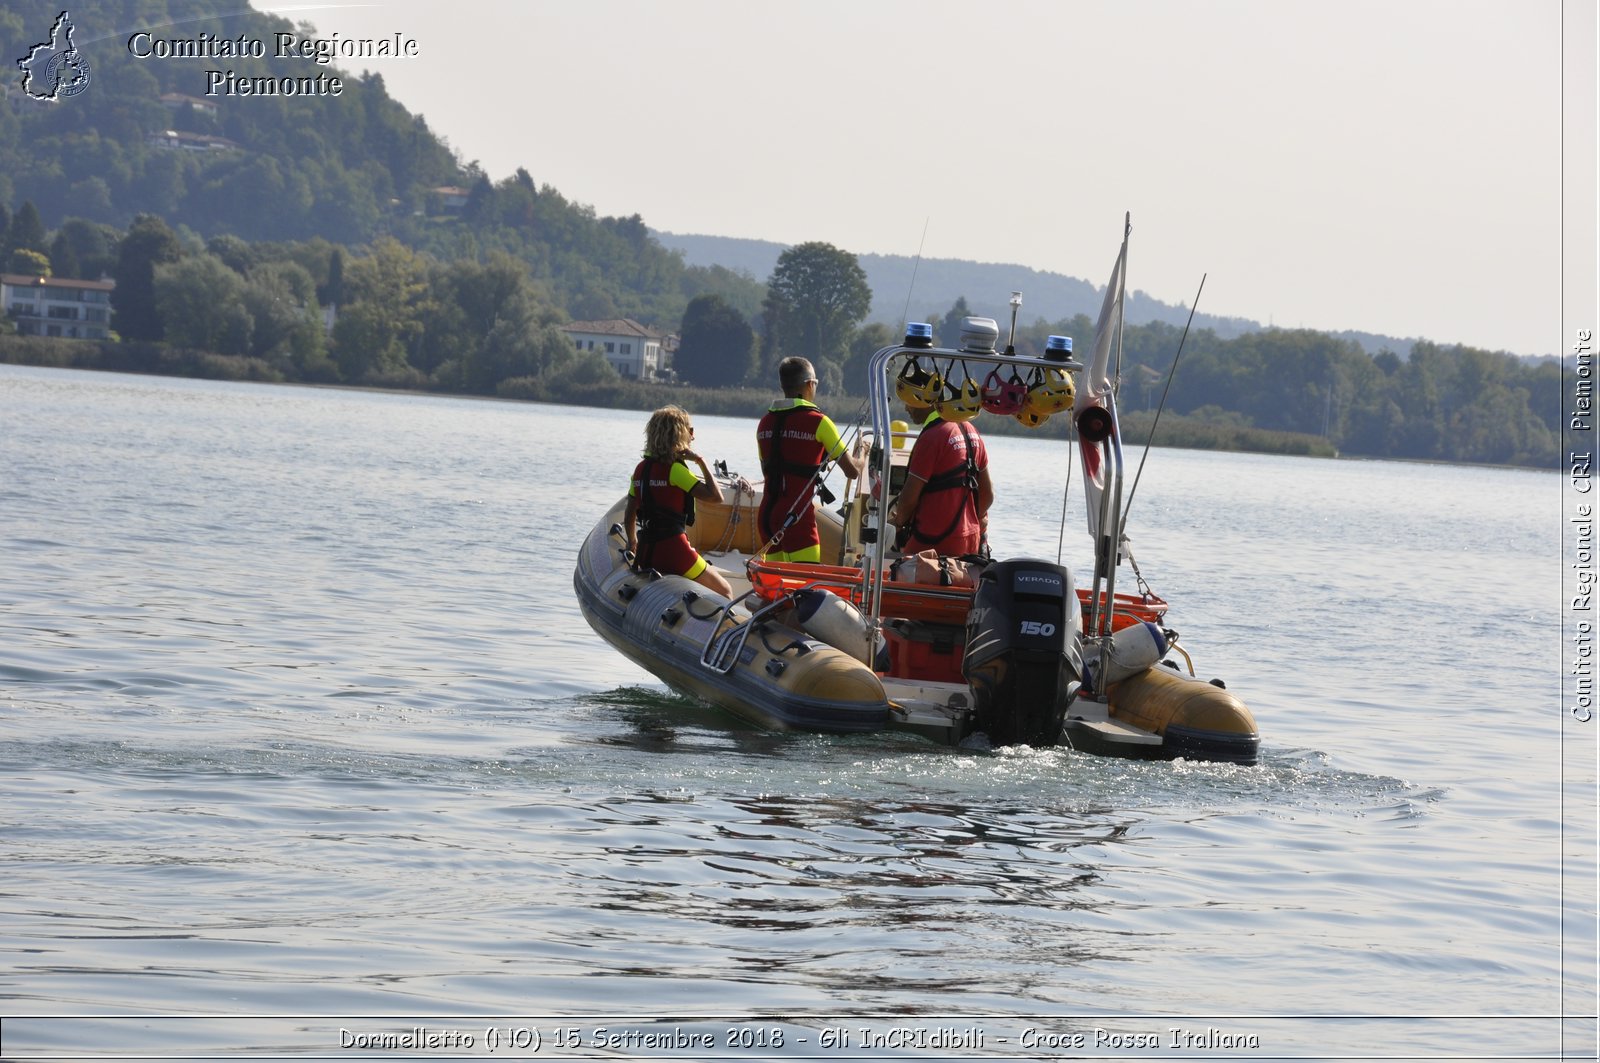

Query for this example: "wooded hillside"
[0,0,1561,468]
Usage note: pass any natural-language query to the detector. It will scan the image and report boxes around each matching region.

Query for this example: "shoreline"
[1,350,1554,474]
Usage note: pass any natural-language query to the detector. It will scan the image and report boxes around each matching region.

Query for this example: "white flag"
[1077,224,1127,411]
[1076,220,1130,546]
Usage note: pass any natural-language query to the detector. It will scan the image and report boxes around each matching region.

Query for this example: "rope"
[1056,428,1076,567]
[709,474,756,556]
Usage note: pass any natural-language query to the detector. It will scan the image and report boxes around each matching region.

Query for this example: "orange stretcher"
[746,559,1168,630]
[747,560,972,625]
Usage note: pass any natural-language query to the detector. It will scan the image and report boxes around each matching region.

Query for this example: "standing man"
[888,393,993,558]
[756,357,867,563]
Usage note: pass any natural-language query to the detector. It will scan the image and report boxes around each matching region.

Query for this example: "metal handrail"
[699,590,790,675]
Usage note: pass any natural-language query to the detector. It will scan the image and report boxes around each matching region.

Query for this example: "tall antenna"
[899,217,930,329]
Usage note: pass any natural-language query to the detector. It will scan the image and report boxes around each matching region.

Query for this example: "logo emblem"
[17,10,92,102]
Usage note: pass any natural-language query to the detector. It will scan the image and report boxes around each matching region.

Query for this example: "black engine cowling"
[962,559,1084,746]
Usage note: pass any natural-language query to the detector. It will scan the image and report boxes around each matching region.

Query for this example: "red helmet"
[981,368,1028,415]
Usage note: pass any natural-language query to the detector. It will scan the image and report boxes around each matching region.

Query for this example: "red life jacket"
[631,457,696,543]
[756,404,827,541]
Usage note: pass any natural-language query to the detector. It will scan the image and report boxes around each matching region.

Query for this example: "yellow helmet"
[895,360,942,407]
[1014,407,1051,428]
[1025,367,1076,416]
[936,377,983,423]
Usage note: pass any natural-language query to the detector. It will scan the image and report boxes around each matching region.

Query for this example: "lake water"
[0,363,1593,1060]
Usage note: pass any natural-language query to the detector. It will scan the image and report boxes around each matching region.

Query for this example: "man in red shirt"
[756,357,867,562]
[889,396,993,558]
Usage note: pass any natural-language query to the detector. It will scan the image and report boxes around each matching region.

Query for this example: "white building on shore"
[2,273,115,340]
[561,318,671,379]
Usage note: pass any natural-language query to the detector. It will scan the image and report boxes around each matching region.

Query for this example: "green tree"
[674,294,756,387]
[463,321,580,392]
[2,200,47,259]
[938,296,974,347]
[241,260,325,370]
[1392,343,1447,459]
[840,321,896,395]
[112,214,183,341]
[761,241,872,376]
[47,217,118,280]
[6,249,50,276]
[67,176,113,216]
[206,234,257,275]
[467,319,574,392]
[320,247,345,307]
[547,350,619,390]
[154,253,252,354]
[133,149,190,217]
[331,237,432,380]
[569,287,619,322]
[417,253,564,391]
[47,232,79,278]
[679,263,766,323]
[463,173,495,222]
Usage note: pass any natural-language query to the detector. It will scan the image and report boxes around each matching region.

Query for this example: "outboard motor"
[962,559,1084,746]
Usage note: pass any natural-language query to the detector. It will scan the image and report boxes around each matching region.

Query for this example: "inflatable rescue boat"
[573,216,1261,763]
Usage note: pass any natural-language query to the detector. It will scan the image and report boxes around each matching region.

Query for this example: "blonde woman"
[624,406,733,597]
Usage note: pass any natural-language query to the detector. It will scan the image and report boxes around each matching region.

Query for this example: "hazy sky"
[258,0,1591,356]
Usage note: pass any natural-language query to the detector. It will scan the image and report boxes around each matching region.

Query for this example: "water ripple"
[0,366,1580,1056]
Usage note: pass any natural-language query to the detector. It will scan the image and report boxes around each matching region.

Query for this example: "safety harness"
[898,419,982,553]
